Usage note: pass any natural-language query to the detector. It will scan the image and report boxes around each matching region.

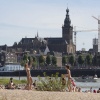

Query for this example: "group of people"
[23,60,75,91]
[62,66,100,93]
[88,87,100,93]
[24,60,75,91]
[4,58,36,90]
[1,60,100,92]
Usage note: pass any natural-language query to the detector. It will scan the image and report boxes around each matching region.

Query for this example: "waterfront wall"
[0,69,100,77]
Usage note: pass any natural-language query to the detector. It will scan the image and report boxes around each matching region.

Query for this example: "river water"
[0,76,100,91]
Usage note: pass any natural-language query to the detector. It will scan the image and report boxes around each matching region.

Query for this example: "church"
[46,8,76,54]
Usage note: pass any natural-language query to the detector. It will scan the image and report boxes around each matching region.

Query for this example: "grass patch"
[0,78,27,85]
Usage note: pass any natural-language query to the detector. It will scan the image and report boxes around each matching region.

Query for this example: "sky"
[0,0,100,51]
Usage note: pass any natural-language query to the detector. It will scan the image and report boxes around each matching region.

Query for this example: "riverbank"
[0,90,100,100]
[0,68,100,77]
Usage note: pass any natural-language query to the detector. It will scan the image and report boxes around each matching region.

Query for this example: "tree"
[21,54,28,66]
[97,55,100,66]
[46,55,51,65]
[31,56,37,68]
[78,55,84,66]
[92,55,97,66]
[69,55,75,66]
[62,56,68,65]
[92,54,98,66]
[85,54,92,66]
[28,56,33,65]
[23,54,28,61]
[21,54,35,66]
[39,55,45,65]
[52,56,57,66]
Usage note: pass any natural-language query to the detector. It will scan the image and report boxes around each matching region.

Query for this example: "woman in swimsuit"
[24,59,33,90]
[65,65,72,92]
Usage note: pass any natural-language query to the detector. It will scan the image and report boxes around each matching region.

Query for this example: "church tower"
[62,8,76,54]
[62,8,73,44]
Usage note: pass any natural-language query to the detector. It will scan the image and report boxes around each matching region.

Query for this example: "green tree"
[21,54,28,66]
[21,54,33,67]
[69,55,75,66]
[23,54,28,61]
[52,56,57,66]
[62,56,67,65]
[32,56,37,68]
[46,55,51,65]
[78,55,84,66]
[28,56,33,65]
[85,54,92,66]
[92,55,97,66]
[39,55,45,65]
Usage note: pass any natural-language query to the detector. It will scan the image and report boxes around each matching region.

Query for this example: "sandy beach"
[0,90,100,100]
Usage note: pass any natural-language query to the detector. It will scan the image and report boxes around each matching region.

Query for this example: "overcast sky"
[0,0,100,51]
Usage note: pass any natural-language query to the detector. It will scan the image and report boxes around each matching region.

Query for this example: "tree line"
[62,54,100,67]
[21,54,100,68]
[21,54,57,68]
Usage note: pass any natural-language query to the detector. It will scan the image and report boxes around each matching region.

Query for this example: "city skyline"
[0,0,100,51]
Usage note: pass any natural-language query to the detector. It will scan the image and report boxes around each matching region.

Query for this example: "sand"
[0,90,100,100]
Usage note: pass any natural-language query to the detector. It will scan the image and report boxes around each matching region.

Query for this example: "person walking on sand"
[65,65,72,92]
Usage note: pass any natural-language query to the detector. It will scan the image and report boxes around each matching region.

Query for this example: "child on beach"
[61,77,67,91]
[62,78,66,86]
[6,78,15,89]
[71,79,76,92]
[65,65,72,92]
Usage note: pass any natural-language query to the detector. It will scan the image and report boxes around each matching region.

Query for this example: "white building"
[0,64,24,71]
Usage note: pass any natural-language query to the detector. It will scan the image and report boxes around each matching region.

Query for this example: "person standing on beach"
[65,65,72,92]
[24,59,33,90]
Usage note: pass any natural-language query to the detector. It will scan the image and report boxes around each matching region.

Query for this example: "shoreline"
[0,77,100,92]
[0,68,100,77]
[0,90,100,100]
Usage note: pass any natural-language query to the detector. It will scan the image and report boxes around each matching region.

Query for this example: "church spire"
[64,7,71,27]
[66,7,69,15]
